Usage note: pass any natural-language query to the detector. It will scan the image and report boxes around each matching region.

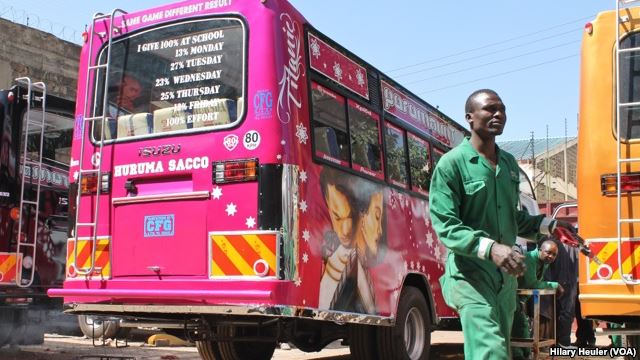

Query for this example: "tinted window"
[408,133,431,194]
[93,17,245,141]
[312,83,349,165]
[385,123,407,186]
[348,100,381,173]
[620,32,640,140]
[22,110,73,168]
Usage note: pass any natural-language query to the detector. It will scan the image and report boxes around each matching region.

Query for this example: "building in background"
[499,136,577,216]
[0,17,79,99]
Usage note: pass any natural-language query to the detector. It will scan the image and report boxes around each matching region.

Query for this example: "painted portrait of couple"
[318,166,387,314]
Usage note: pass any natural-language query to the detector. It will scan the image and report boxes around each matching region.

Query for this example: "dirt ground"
[0,329,629,360]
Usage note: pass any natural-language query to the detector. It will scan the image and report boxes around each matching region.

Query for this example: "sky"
[0,0,613,140]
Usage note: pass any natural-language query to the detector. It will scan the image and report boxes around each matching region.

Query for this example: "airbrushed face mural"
[317,166,386,313]
[299,165,449,317]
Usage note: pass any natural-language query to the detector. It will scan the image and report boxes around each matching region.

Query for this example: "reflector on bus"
[213,159,258,184]
[80,172,111,195]
[600,172,640,195]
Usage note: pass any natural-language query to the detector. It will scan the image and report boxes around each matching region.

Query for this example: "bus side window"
[619,33,640,140]
[348,100,382,173]
[384,122,408,187]
[408,133,431,194]
[311,83,349,164]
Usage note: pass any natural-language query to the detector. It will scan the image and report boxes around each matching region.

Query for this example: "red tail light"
[601,172,640,195]
[214,159,258,184]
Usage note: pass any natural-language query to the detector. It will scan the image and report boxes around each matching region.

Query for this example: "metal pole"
[546,125,551,214]
[564,118,568,201]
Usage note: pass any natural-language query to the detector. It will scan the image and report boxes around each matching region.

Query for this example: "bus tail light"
[80,173,111,195]
[10,207,20,221]
[601,172,640,195]
[214,159,258,184]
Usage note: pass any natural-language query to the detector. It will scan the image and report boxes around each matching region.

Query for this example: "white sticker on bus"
[113,156,209,177]
[243,130,261,150]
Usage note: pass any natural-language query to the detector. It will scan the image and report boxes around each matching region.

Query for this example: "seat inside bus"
[152,98,239,133]
[116,113,153,138]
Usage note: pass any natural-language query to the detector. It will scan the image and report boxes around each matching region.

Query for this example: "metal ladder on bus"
[14,77,46,288]
[615,0,640,285]
[73,8,127,276]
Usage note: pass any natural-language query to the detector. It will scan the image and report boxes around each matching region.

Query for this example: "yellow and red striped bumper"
[588,240,640,281]
[0,252,21,284]
[209,232,278,277]
[66,238,111,279]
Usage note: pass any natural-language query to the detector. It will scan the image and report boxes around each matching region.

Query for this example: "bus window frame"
[88,15,249,145]
[310,82,350,167]
[347,98,384,180]
[20,107,74,171]
[407,132,432,196]
[383,120,409,189]
[304,27,465,198]
[616,31,640,143]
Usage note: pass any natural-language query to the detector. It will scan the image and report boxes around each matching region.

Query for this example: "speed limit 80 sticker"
[243,130,261,150]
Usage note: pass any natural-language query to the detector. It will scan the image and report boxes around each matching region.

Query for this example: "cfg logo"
[253,90,273,120]
[144,214,175,237]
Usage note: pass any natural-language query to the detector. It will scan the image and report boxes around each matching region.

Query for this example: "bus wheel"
[196,339,223,360]
[78,315,129,339]
[349,324,378,360]
[377,287,431,360]
[216,325,276,360]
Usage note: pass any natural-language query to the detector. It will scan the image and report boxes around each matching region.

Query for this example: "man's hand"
[490,243,526,276]
[556,284,565,297]
[552,219,577,234]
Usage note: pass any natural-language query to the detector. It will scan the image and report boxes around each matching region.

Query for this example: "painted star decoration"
[295,123,308,145]
[225,203,237,216]
[299,200,308,213]
[245,216,256,228]
[355,69,365,87]
[310,37,321,59]
[295,278,302,287]
[333,62,343,81]
[212,186,223,200]
[302,252,309,263]
[302,229,310,242]
[299,171,307,183]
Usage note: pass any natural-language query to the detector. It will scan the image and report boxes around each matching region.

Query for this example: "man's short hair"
[465,89,499,113]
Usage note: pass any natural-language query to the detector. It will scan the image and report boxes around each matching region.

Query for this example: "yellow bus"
[578,0,640,348]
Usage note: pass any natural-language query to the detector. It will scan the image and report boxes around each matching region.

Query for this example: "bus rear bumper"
[47,288,272,301]
[57,301,394,326]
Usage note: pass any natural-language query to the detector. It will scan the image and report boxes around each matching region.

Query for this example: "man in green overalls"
[512,240,563,360]
[429,89,575,359]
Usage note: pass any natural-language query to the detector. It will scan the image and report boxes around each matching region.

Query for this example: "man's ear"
[465,113,472,126]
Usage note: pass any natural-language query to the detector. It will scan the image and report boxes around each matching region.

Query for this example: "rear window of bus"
[91,17,246,142]
[620,32,640,140]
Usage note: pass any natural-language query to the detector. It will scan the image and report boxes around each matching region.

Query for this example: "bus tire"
[78,315,129,339]
[377,287,431,360]
[349,324,378,360]
[216,325,276,360]
[196,339,223,360]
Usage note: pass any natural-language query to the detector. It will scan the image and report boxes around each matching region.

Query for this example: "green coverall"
[429,138,548,360]
[511,248,558,359]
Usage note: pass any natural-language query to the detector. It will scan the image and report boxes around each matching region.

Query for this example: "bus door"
[72,13,249,279]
